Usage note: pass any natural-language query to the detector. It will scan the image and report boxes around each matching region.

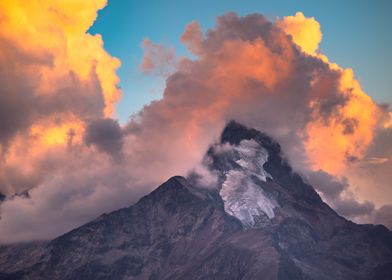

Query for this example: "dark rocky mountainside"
[1,121,391,280]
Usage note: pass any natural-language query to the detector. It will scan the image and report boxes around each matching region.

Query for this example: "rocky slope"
[0,121,391,280]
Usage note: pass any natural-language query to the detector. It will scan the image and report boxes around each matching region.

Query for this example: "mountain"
[0,121,391,280]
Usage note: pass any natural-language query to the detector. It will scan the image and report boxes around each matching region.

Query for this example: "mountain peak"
[210,121,322,208]
[1,122,391,280]
[221,120,281,153]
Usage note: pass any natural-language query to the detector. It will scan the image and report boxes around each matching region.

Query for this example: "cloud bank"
[0,5,391,243]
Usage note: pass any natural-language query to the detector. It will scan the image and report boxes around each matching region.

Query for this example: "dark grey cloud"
[345,125,392,213]
[372,205,392,229]
[0,37,107,197]
[306,169,392,229]
[0,39,44,149]
[0,151,150,242]
[342,118,358,135]
[334,198,375,219]
[305,170,348,200]
[0,39,105,153]
[85,118,123,158]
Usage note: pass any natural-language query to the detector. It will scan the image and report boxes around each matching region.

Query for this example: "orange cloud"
[133,12,384,193]
[0,0,121,117]
[30,115,85,147]
[0,0,121,195]
[382,112,392,129]
[276,12,382,174]
[277,12,322,55]
[304,69,380,173]
[181,21,204,56]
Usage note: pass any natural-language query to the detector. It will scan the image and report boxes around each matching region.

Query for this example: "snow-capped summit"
[203,121,328,230]
[216,139,277,227]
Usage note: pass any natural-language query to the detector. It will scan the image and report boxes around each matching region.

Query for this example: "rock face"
[1,121,391,280]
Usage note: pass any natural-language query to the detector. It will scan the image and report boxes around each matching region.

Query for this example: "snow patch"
[233,139,272,182]
[219,139,277,227]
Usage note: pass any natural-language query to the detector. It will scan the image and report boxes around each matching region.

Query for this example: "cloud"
[305,170,364,217]
[0,149,148,243]
[305,169,392,229]
[140,39,178,75]
[276,11,322,55]
[181,21,204,56]
[305,170,348,201]
[0,10,390,243]
[85,118,124,158]
[127,12,388,227]
[372,205,392,229]
[365,157,389,164]
[132,12,382,176]
[0,0,121,193]
[345,124,392,207]
[334,197,375,219]
[0,0,126,242]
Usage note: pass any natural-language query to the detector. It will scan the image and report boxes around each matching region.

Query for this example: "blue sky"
[89,0,392,123]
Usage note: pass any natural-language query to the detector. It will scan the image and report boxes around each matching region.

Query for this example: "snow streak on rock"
[219,140,277,227]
